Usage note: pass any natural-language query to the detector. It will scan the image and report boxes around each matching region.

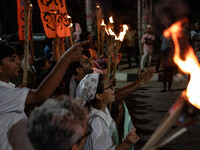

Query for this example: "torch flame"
[101,20,106,26]
[115,25,129,41]
[97,5,100,8]
[109,16,114,23]
[67,15,71,19]
[105,24,129,41]
[69,23,73,28]
[164,19,200,109]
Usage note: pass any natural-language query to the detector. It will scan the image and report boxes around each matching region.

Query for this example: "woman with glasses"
[76,73,139,150]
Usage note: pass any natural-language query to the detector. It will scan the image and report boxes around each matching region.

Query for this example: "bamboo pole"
[100,24,106,57]
[106,35,115,81]
[96,5,101,59]
[112,40,122,80]
[152,127,187,150]
[69,23,74,46]
[141,94,186,150]
[22,0,31,85]
[29,4,35,62]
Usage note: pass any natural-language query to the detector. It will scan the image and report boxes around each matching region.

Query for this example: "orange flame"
[115,25,129,41]
[105,25,128,41]
[69,23,73,28]
[101,20,106,26]
[164,19,200,109]
[97,5,100,8]
[109,16,114,23]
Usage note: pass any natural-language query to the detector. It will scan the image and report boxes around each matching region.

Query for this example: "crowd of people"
[0,25,155,150]
[0,20,198,150]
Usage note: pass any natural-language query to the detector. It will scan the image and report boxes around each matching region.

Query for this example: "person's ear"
[95,93,103,101]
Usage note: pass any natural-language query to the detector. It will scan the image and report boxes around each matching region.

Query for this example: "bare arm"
[114,68,154,101]
[26,41,89,105]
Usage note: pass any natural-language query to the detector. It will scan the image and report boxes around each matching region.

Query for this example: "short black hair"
[68,60,81,76]
[79,31,91,42]
[10,42,24,57]
[0,40,16,64]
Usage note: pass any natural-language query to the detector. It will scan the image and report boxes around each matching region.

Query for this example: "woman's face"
[101,77,115,103]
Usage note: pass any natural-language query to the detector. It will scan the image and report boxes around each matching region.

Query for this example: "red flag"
[37,0,70,38]
[17,0,32,40]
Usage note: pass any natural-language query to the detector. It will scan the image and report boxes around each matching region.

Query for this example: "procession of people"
[1,0,200,150]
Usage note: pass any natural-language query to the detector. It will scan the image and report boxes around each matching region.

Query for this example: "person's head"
[79,31,92,42]
[76,73,115,109]
[194,22,200,32]
[10,42,24,61]
[0,40,20,81]
[34,56,51,73]
[79,31,93,48]
[146,25,152,33]
[68,55,93,79]
[44,38,54,49]
[27,96,90,150]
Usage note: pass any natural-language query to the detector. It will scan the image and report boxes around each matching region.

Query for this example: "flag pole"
[22,0,31,85]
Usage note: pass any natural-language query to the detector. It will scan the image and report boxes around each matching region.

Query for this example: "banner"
[37,0,70,38]
[17,0,32,40]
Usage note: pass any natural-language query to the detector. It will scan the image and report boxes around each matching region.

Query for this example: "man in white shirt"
[0,40,88,150]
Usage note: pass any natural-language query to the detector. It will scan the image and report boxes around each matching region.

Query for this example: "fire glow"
[164,20,200,109]
[105,25,129,41]
[109,16,114,23]
[101,20,106,26]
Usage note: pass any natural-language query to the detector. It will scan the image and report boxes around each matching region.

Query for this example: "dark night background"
[0,0,200,35]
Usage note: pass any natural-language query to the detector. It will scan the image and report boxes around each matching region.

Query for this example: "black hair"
[79,31,91,42]
[44,38,54,49]
[67,61,81,76]
[0,40,16,64]
[10,42,24,57]
[33,56,49,73]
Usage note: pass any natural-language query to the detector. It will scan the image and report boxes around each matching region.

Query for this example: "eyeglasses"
[103,84,114,91]
[74,124,92,145]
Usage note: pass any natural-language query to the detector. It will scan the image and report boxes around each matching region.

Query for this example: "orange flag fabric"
[37,0,70,38]
[17,0,32,40]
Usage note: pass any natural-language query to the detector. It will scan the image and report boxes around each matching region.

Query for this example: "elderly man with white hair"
[27,96,90,150]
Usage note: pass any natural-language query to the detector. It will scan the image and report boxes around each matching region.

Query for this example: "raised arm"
[114,68,154,101]
[26,41,89,104]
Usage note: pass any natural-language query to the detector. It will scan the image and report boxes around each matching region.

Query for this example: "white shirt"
[0,81,29,150]
[87,107,118,150]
